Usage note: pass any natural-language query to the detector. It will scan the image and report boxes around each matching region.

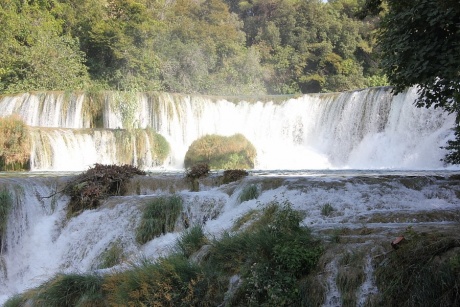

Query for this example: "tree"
[360,0,460,163]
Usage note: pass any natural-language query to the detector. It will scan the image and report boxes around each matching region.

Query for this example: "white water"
[0,87,456,171]
[0,171,459,305]
[0,87,459,305]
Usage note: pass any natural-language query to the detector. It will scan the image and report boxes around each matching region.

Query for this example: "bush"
[184,134,256,170]
[136,195,184,244]
[222,169,249,184]
[238,184,259,203]
[63,164,146,218]
[0,115,30,171]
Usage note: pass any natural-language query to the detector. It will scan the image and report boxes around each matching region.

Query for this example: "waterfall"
[0,87,456,170]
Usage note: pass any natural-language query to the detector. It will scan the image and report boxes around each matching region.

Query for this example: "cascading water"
[0,87,456,171]
[0,87,459,306]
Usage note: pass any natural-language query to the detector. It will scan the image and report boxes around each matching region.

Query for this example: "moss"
[184,134,256,170]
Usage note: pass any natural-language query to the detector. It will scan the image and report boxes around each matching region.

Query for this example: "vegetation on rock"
[184,134,256,170]
[136,195,184,245]
[0,115,30,171]
[63,163,146,218]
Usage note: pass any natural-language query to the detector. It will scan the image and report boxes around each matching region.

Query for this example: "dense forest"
[0,0,386,96]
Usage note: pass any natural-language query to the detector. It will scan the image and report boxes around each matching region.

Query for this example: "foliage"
[374,231,460,306]
[176,224,209,258]
[207,202,324,305]
[136,195,184,245]
[0,3,89,93]
[222,169,249,184]
[0,115,30,171]
[103,254,224,306]
[360,0,460,163]
[63,163,146,218]
[0,0,383,95]
[0,188,13,252]
[184,134,257,170]
[238,184,259,203]
[19,273,105,307]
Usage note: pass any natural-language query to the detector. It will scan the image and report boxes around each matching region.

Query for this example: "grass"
[336,250,366,307]
[176,224,209,258]
[374,230,460,306]
[93,241,125,270]
[10,273,105,307]
[136,195,184,244]
[321,202,335,216]
[238,184,259,203]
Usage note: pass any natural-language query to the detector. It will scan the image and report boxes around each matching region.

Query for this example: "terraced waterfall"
[0,87,459,306]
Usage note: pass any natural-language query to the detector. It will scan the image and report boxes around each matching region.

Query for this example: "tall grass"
[176,224,208,258]
[374,230,460,306]
[0,115,30,171]
[136,195,183,244]
[10,273,105,307]
[238,184,259,203]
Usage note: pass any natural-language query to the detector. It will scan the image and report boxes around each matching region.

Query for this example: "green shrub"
[3,294,26,307]
[184,134,256,170]
[176,224,209,258]
[136,195,184,244]
[222,169,249,184]
[207,202,324,306]
[0,115,30,171]
[0,188,12,250]
[238,184,259,203]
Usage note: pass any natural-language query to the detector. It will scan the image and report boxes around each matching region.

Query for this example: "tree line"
[0,0,385,95]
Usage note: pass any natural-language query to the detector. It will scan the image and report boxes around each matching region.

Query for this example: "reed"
[0,115,30,171]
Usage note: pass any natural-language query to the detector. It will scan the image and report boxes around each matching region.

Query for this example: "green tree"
[0,2,89,93]
[360,0,460,163]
